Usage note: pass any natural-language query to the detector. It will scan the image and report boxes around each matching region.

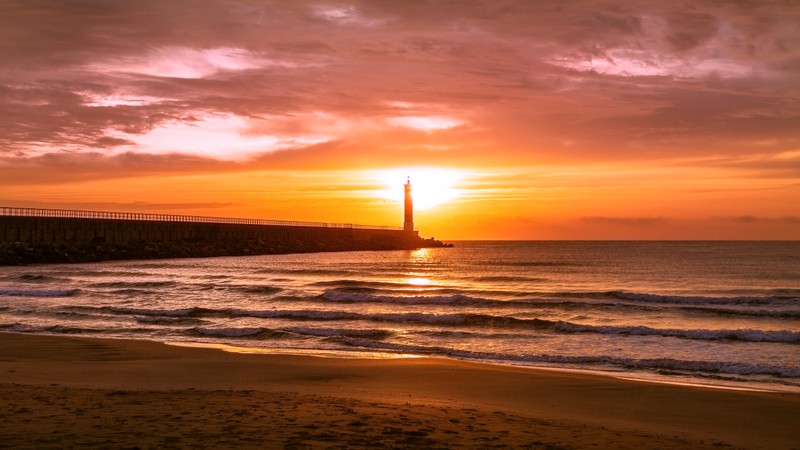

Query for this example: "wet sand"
[1,333,798,449]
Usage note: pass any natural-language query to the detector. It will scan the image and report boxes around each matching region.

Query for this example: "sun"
[372,167,463,210]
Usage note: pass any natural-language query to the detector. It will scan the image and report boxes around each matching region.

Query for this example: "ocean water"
[1,241,799,391]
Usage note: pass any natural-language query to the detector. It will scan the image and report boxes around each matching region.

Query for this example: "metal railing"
[0,207,403,231]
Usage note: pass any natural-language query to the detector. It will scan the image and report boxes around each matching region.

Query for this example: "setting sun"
[372,167,464,211]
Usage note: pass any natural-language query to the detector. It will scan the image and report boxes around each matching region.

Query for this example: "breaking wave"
[554,322,800,344]
[185,327,289,339]
[331,339,800,378]
[611,291,799,306]
[320,290,800,319]
[61,303,799,344]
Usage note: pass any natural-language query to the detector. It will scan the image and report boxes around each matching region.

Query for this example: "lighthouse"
[403,177,414,232]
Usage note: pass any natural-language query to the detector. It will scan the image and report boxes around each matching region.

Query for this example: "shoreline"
[2,332,799,449]
[167,339,799,394]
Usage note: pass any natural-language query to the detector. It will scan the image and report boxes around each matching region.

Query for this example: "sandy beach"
[0,332,798,449]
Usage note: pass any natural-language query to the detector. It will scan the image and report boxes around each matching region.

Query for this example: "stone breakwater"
[0,215,450,265]
[0,236,450,265]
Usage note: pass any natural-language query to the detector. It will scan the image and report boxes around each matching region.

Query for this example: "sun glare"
[372,167,463,210]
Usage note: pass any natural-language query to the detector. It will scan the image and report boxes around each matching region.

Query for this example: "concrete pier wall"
[0,216,416,246]
[0,215,438,265]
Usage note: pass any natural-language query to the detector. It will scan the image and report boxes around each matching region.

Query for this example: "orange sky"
[1,1,799,239]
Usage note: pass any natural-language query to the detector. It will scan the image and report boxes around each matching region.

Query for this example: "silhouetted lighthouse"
[404,177,414,232]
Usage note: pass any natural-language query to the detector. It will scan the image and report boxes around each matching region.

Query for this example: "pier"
[0,207,445,265]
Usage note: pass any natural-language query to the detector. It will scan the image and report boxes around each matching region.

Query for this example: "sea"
[1,241,799,392]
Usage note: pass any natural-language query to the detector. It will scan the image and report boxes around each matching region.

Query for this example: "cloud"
[0,0,798,172]
[582,216,671,226]
[108,114,329,161]
[387,116,465,132]
[88,47,274,79]
[723,215,800,224]
[312,5,386,27]
[0,151,232,186]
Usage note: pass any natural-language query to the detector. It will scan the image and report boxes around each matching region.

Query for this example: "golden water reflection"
[406,277,431,286]
[408,248,431,262]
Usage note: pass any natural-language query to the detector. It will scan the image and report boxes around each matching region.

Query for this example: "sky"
[1,0,799,239]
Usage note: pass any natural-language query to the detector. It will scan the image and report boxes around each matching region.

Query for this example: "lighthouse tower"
[403,177,414,232]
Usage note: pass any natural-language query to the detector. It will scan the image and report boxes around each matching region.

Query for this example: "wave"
[51,310,98,319]
[321,291,490,306]
[0,288,81,298]
[769,288,800,296]
[321,290,800,319]
[520,290,800,307]
[230,309,507,328]
[15,274,64,283]
[61,270,152,278]
[322,288,795,309]
[447,351,800,379]
[332,336,448,355]
[233,309,362,321]
[190,283,217,291]
[228,285,283,295]
[253,268,355,276]
[69,306,222,318]
[231,309,555,329]
[377,312,553,328]
[611,291,799,306]
[134,316,209,326]
[492,261,580,267]
[156,321,392,340]
[416,329,523,339]
[120,306,220,317]
[281,326,393,340]
[329,338,800,378]
[313,280,469,296]
[185,327,289,339]
[108,288,155,296]
[674,305,800,320]
[63,304,799,344]
[190,274,233,280]
[92,281,281,296]
[311,279,494,296]
[68,286,799,322]
[89,281,178,289]
[121,262,188,269]
[469,275,548,283]
[554,322,800,344]
[75,304,554,329]
[1,323,139,335]
[3,320,795,380]
[312,280,403,288]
